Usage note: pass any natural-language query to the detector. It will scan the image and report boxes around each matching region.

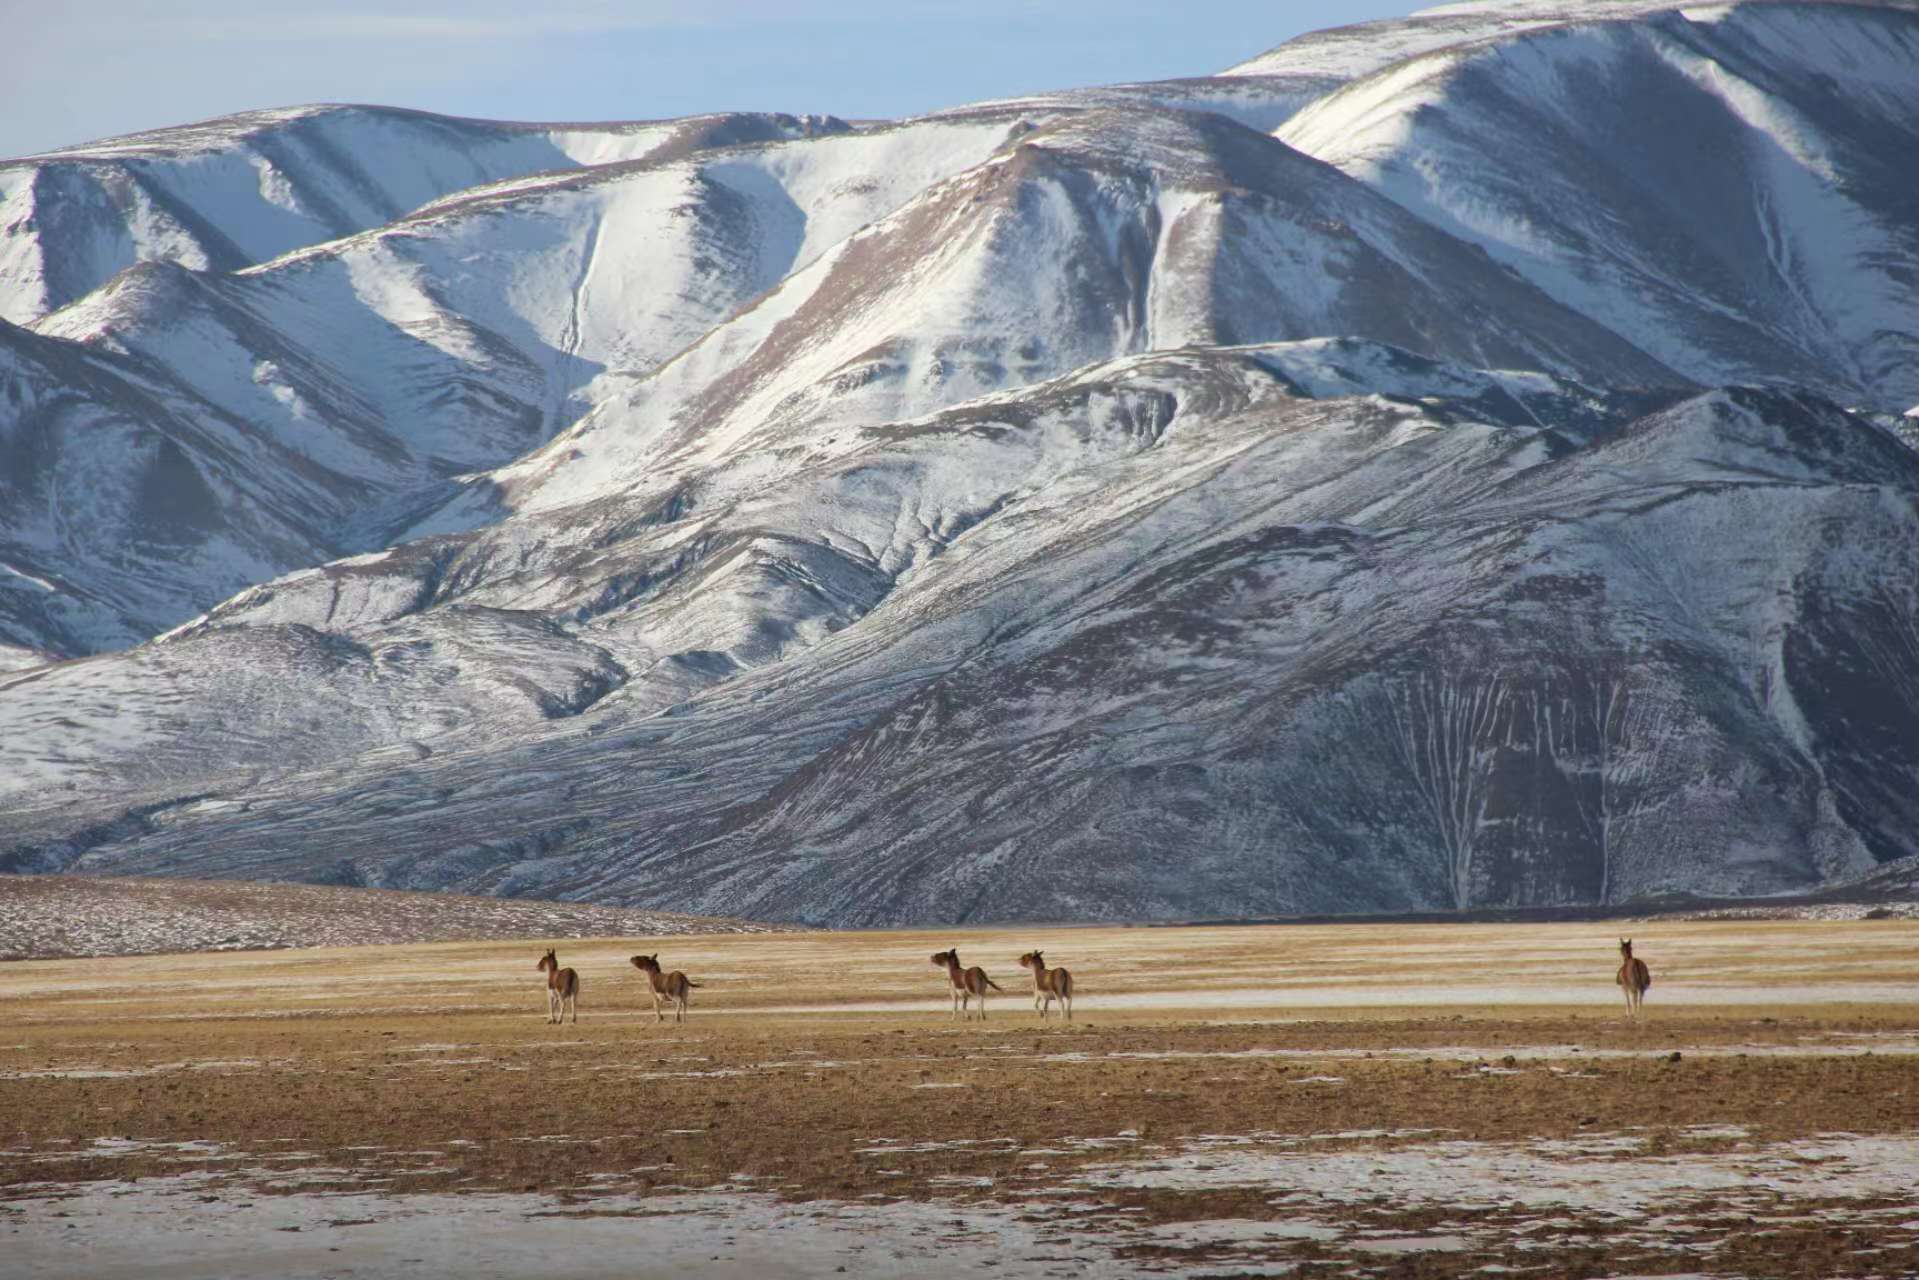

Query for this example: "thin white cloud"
[125,0,1188,43]
[158,13,694,41]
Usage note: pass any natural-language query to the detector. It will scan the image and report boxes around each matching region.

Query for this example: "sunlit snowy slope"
[0,105,850,325]
[2,1,1916,923]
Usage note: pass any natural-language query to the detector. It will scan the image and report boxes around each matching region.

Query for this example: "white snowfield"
[1,2,1917,926]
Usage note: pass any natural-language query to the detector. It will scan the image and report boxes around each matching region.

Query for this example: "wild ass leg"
[1062,989,1072,1022]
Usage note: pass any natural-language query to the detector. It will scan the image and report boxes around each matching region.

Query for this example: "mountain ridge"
[2,1,1916,924]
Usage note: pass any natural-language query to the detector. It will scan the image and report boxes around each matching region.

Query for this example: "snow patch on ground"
[10,1127,1918,1277]
[1084,1130,1919,1219]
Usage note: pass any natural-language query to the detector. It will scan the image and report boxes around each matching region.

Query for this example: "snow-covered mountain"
[1279,1,1919,408]
[0,107,1005,660]
[0,105,849,326]
[2,1,1916,923]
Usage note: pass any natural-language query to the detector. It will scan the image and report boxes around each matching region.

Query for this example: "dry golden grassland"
[5,918,1919,1277]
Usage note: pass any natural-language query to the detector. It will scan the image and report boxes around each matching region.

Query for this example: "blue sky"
[1,2,1419,158]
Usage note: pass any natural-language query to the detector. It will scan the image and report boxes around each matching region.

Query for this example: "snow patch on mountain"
[1279,2,1919,410]
[0,105,851,326]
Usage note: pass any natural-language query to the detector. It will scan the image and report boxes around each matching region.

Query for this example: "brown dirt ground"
[5,918,1919,1277]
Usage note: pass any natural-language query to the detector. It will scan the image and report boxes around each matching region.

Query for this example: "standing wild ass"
[536,949,579,1024]
[1017,950,1074,1021]
[1616,938,1652,1018]
[930,949,1001,1020]
[631,954,701,1023]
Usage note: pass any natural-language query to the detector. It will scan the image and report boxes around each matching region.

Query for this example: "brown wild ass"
[536,949,579,1024]
[930,949,1001,1020]
[1017,950,1074,1021]
[1616,937,1652,1017]
[631,954,700,1023]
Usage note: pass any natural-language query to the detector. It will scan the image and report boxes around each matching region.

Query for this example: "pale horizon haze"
[0,1,1420,159]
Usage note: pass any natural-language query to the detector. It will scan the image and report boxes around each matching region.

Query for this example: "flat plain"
[5,918,1919,1277]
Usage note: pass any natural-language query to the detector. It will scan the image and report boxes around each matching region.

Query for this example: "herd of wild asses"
[536,939,1654,1025]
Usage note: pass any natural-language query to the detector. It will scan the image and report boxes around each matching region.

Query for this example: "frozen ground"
[8,1178,1100,1280]
[8,1129,1917,1278]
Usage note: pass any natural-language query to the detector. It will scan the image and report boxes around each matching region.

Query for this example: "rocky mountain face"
[2,1,1916,923]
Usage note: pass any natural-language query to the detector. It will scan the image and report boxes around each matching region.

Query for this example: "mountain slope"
[1225,1,1704,79]
[1,3,1917,923]
[118,109,1683,717]
[0,104,847,325]
[424,107,1680,529]
[0,312,352,660]
[7,346,1915,924]
[0,111,1031,659]
[1279,1,1919,409]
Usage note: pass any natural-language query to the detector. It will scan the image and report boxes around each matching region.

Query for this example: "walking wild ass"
[1017,950,1073,1021]
[931,949,1001,1020]
[536,949,579,1024]
[1616,938,1652,1018]
[631,954,700,1023]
